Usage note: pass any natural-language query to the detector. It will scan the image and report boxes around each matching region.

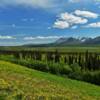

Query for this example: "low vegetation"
[0,54,100,85]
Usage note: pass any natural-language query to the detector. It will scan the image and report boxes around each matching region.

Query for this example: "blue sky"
[0,0,100,46]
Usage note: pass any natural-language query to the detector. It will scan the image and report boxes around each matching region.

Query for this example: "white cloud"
[60,12,88,24]
[69,0,94,3]
[24,37,35,40]
[24,36,64,40]
[85,22,100,28]
[74,10,99,18]
[53,12,88,29]
[69,0,81,3]
[0,35,16,39]
[53,20,70,29]
[0,0,55,9]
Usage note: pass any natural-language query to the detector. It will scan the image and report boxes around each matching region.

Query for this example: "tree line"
[0,50,100,70]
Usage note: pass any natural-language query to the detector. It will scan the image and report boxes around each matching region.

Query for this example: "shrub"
[70,63,81,73]
[68,63,82,80]
[93,71,100,85]
[82,71,100,85]
[48,63,61,75]
[31,61,49,72]
[60,65,72,75]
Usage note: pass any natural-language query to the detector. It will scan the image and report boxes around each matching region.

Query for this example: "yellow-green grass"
[1,46,100,53]
[27,47,100,53]
[0,61,100,100]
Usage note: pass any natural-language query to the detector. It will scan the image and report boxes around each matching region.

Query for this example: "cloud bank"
[69,0,95,3]
[24,36,65,40]
[53,20,70,29]
[0,0,55,9]
[85,22,100,28]
[53,10,99,29]
[0,35,16,39]
[74,10,99,18]
[53,11,88,29]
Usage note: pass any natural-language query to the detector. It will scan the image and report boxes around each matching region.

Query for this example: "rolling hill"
[0,61,100,99]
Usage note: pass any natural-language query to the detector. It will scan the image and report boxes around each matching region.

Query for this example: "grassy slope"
[0,61,100,100]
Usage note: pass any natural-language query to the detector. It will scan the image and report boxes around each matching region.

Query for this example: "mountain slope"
[0,61,100,99]
[55,37,81,45]
[55,36,100,46]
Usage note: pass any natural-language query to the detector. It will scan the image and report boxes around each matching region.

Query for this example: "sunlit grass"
[0,61,100,99]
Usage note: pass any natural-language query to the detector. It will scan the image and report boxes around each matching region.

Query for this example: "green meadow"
[0,61,100,100]
[1,46,100,52]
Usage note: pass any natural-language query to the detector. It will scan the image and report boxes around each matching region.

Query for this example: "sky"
[0,0,100,46]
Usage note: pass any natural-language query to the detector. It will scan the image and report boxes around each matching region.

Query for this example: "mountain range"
[23,36,100,47]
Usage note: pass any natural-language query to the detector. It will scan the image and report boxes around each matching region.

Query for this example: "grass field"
[29,47,100,52]
[0,61,100,100]
[1,46,100,53]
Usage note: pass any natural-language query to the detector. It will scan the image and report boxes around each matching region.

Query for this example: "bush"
[48,63,72,75]
[93,71,100,85]
[68,63,82,80]
[70,63,81,73]
[31,61,49,72]
[82,71,100,85]
[60,65,72,75]
[82,71,93,83]
[48,63,61,75]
